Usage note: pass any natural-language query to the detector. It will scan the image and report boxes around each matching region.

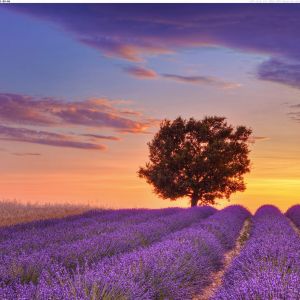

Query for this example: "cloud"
[124,66,158,79]
[81,134,120,141]
[0,125,106,150]
[12,152,41,156]
[288,113,300,122]
[0,93,155,134]
[253,136,270,141]
[290,104,300,109]
[287,107,300,123]
[282,102,300,124]
[7,4,300,89]
[249,136,270,143]
[257,59,300,89]
[10,4,298,60]
[161,73,240,89]
[285,103,300,123]
[80,38,171,62]
[0,92,158,151]
[123,66,239,88]
[0,93,57,126]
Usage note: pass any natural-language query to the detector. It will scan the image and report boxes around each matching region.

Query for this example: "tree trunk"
[190,194,199,207]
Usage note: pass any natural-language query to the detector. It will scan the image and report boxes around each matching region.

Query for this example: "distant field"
[0,204,299,299]
[0,200,91,227]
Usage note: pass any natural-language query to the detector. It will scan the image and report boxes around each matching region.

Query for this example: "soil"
[193,218,251,300]
[289,219,300,236]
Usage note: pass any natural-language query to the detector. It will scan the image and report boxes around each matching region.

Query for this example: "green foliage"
[138,116,252,206]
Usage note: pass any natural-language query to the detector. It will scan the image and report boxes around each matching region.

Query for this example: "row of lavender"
[0,206,250,299]
[0,208,182,266]
[0,207,181,245]
[286,204,300,229]
[0,206,215,286]
[0,207,181,283]
[2,205,299,299]
[213,205,300,299]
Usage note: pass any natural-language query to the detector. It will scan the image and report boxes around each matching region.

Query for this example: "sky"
[1,4,300,212]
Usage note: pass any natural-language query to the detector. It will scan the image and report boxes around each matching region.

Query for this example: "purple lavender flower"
[286,204,300,229]
[213,205,300,300]
[17,206,249,300]
[0,207,215,287]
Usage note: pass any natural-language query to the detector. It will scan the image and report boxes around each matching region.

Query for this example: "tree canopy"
[138,116,252,206]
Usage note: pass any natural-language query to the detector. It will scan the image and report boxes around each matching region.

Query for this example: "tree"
[138,116,252,207]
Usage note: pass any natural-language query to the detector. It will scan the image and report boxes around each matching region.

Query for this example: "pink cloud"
[81,134,121,141]
[0,125,106,150]
[161,73,240,89]
[0,92,159,151]
[124,66,158,79]
[122,67,239,88]
[0,93,156,134]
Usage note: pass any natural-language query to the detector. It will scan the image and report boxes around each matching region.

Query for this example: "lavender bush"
[286,204,300,229]
[0,206,215,287]
[11,206,249,300]
[2,204,300,300]
[213,205,300,299]
[0,207,180,244]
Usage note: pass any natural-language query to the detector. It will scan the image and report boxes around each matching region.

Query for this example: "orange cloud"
[249,136,270,144]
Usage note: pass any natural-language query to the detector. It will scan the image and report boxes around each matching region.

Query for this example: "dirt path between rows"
[289,219,300,236]
[193,218,251,300]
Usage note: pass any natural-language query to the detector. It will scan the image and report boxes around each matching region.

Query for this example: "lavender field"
[0,205,300,299]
